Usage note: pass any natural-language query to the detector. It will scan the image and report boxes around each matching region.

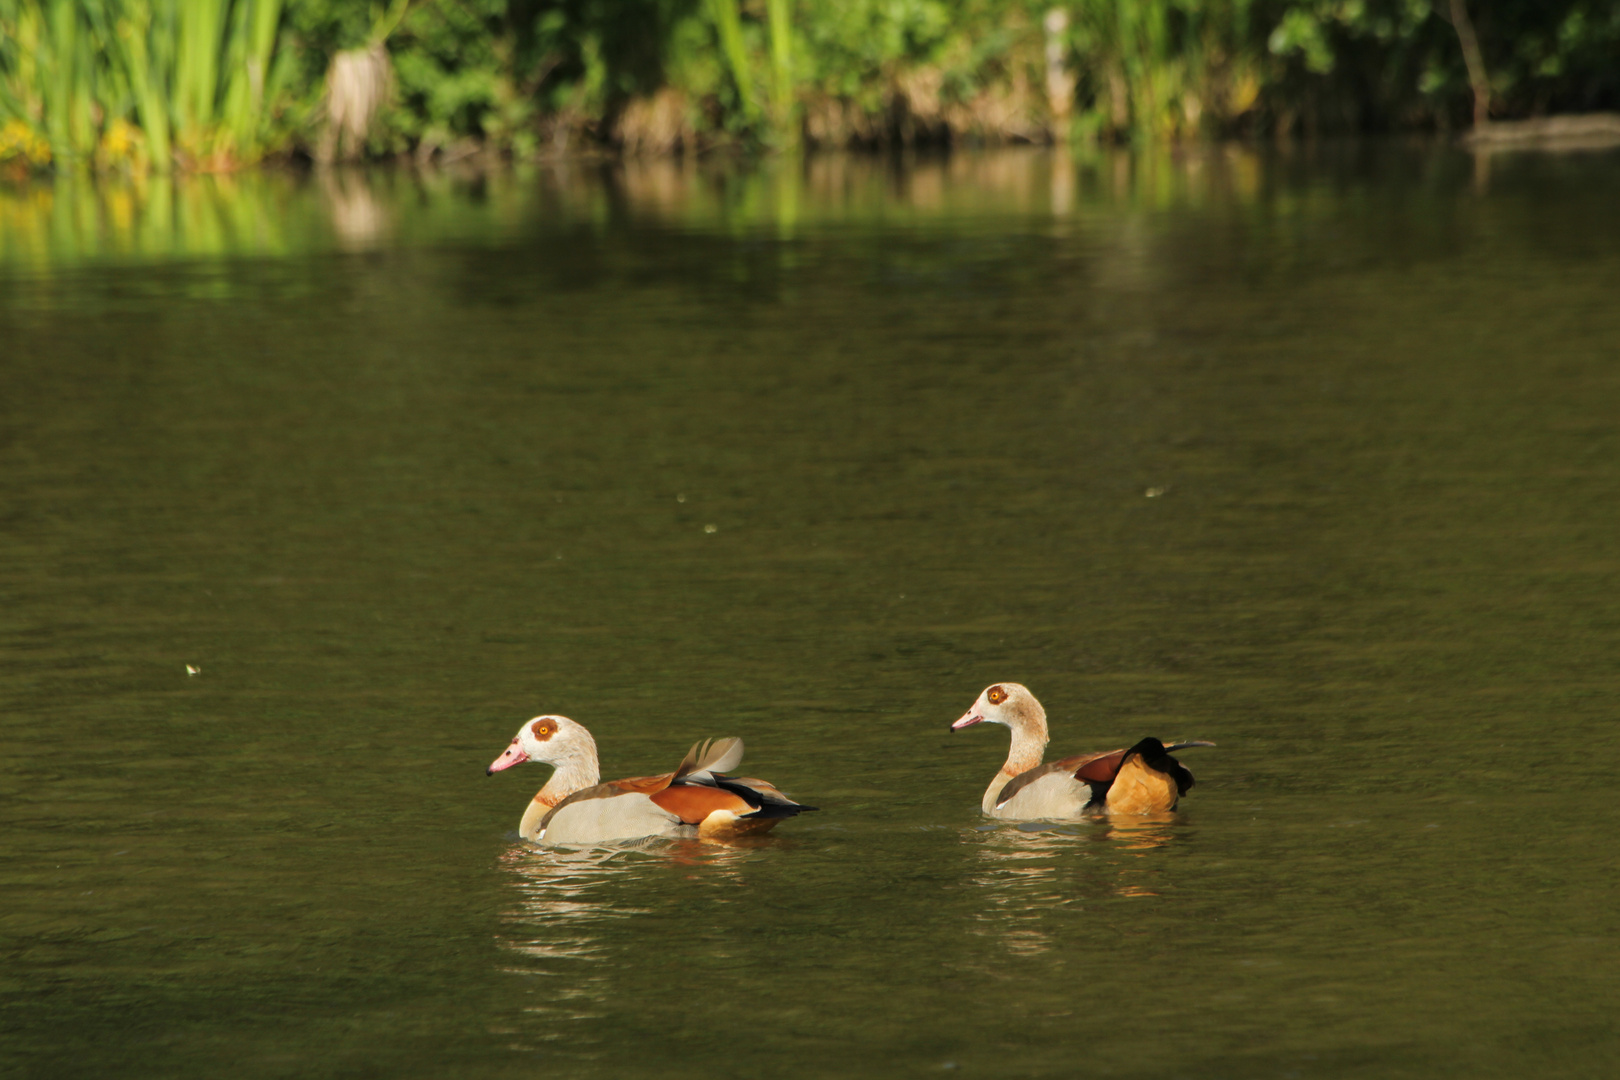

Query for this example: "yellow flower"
[0,119,52,167]
[0,118,28,157]
[99,118,145,168]
[103,119,136,156]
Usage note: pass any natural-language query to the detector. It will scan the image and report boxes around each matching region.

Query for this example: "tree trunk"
[1448,0,1491,128]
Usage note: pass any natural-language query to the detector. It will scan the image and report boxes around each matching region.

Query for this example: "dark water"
[2,147,1618,1078]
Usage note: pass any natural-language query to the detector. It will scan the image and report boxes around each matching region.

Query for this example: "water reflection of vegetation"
[0,171,313,267]
[0,147,1283,270]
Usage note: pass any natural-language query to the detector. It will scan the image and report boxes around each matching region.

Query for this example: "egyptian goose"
[950,683,1213,818]
[486,715,816,845]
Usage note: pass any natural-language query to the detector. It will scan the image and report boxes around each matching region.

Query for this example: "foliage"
[1,0,1618,173]
[1259,0,1620,131]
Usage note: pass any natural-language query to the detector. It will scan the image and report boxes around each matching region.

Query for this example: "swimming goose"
[486,715,816,845]
[950,683,1213,818]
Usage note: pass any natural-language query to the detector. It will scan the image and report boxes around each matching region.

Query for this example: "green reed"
[0,0,287,173]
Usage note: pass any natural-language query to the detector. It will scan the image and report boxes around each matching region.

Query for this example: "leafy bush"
[1,0,1617,173]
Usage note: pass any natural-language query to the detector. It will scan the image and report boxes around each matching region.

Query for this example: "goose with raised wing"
[487,715,816,845]
[950,683,1214,818]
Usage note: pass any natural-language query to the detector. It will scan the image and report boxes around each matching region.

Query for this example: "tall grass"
[1060,0,1265,142]
[0,0,290,173]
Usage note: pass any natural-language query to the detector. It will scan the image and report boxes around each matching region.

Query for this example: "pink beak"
[486,741,529,775]
[950,711,984,732]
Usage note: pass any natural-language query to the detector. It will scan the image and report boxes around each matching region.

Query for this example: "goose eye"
[530,719,557,740]
[987,686,1007,705]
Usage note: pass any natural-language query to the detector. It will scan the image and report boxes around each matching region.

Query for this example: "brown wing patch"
[529,718,558,741]
[1064,748,1128,784]
[650,784,756,825]
[607,771,678,796]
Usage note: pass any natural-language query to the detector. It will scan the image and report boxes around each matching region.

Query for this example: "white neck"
[519,747,600,840]
[537,756,600,803]
[980,715,1050,814]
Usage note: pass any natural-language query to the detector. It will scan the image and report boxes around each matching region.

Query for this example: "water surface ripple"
[2,147,1618,1078]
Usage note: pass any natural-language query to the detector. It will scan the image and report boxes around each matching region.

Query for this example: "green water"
[2,147,1618,1078]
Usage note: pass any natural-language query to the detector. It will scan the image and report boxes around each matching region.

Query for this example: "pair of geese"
[487,682,1216,845]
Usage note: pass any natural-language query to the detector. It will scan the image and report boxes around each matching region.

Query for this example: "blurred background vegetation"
[1,0,1617,173]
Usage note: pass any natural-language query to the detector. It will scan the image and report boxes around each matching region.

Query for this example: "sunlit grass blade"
[176,0,223,156]
[765,0,795,144]
[247,0,283,139]
[219,0,253,155]
[708,0,759,125]
[118,1,171,169]
[44,1,76,165]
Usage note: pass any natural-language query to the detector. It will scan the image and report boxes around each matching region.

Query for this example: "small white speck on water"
[1145,486,1166,498]
[676,493,686,503]
[704,524,717,534]
[185,665,200,676]
[555,553,563,560]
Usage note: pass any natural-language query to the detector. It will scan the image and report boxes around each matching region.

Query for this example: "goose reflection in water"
[496,840,770,949]
[963,813,1188,932]
[1103,813,1181,896]
[496,839,757,955]
[493,840,760,1034]
[962,826,1084,956]
[496,845,641,963]
[1105,812,1177,852]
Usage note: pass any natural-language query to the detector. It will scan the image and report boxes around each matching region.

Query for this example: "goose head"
[950,682,1047,736]
[486,714,598,775]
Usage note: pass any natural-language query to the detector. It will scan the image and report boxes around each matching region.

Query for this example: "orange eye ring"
[986,686,1007,705]
[530,719,557,740]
